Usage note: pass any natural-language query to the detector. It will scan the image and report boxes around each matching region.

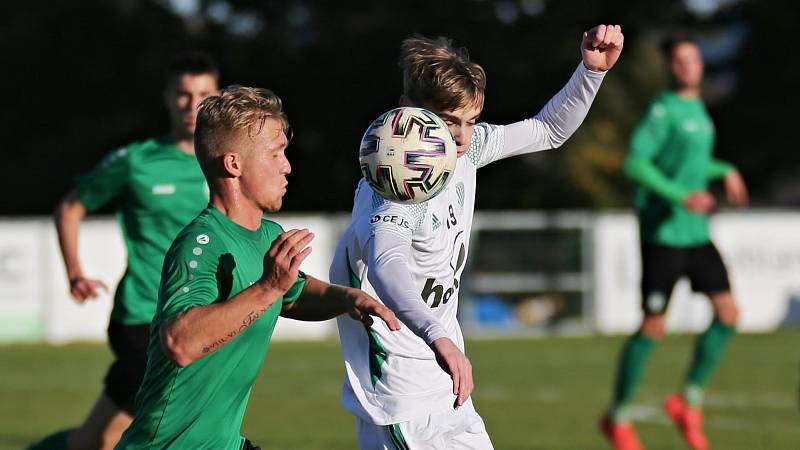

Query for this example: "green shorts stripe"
[386,424,410,450]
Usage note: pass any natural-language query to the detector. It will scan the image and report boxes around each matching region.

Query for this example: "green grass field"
[1,331,797,450]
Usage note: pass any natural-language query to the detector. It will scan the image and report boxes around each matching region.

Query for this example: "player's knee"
[640,316,666,340]
[90,427,125,450]
[717,302,739,327]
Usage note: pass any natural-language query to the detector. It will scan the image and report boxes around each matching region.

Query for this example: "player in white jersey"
[330,25,624,449]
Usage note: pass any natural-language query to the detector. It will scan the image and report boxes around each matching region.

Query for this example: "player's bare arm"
[160,229,313,367]
[724,170,749,207]
[280,275,400,330]
[53,189,108,303]
[431,337,474,409]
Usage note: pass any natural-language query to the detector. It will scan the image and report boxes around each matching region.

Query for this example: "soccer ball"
[359,107,457,204]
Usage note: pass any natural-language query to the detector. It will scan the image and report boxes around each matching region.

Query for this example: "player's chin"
[456,147,469,157]
[263,196,283,213]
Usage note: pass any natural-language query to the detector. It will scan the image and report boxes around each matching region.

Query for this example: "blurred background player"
[330,25,623,449]
[600,36,749,450]
[30,51,220,450]
[115,86,399,450]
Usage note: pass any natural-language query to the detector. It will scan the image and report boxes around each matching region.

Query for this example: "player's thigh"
[640,244,685,315]
[69,393,132,450]
[356,417,411,450]
[104,322,150,415]
[448,405,494,450]
[687,243,731,295]
[357,403,494,450]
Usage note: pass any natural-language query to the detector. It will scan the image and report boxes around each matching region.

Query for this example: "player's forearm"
[368,236,448,344]
[624,157,688,205]
[53,191,87,280]
[160,282,283,367]
[280,276,350,321]
[532,62,606,147]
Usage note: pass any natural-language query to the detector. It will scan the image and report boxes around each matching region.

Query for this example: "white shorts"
[355,400,494,450]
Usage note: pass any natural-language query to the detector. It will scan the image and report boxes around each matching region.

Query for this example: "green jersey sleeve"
[75,146,133,212]
[282,273,307,305]
[625,99,689,205]
[156,232,223,323]
[708,159,735,180]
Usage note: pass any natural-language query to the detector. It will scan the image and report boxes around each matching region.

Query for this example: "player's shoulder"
[167,208,225,260]
[647,90,677,118]
[353,178,427,232]
[128,136,178,161]
[98,136,162,168]
[464,122,499,166]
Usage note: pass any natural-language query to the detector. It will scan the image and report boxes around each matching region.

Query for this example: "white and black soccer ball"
[359,107,457,204]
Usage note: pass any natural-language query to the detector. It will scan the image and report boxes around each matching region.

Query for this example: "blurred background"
[4,0,800,214]
[1,1,798,449]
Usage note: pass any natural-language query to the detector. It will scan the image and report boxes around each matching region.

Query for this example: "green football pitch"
[1,331,797,449]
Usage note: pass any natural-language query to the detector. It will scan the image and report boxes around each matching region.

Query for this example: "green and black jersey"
[75,136,208,324]
[116,205,307,450]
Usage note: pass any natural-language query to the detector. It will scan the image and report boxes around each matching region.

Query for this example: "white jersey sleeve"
[363,191,449,344]
[367,233,448,345]
[466,62,606,168]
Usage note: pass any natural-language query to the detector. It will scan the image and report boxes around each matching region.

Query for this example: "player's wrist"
[253,280,286,305]
[67,272,85,285]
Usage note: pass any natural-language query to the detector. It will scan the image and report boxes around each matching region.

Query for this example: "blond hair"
[195,85,288,167]
[400,35,486,112]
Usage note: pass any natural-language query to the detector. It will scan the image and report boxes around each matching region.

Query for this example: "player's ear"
[221,152,243,178]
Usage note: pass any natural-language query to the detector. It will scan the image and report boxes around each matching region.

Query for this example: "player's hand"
[431,337,473,409]
[684,192,716,213]
[69,276,108,303]
[724,170,749,207]
[344,289,401,331]
[261,229,314,295]
[581,24,624,71]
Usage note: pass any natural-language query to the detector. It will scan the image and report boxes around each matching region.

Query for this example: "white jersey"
[330,63,605,425]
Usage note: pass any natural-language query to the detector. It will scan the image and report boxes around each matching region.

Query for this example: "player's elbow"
[622,157,642,181]
[53,192,87,227]
[159,322,195,368]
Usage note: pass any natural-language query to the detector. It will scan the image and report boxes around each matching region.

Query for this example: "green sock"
[611,331,657,422]
[27,429,70,450]
[683,318,735,406]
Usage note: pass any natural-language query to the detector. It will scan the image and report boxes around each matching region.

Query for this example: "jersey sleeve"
[466,62,606,168]
[74,146,133,212]
[363,189,426,244]
[708,159,735,180]
[366,233,448,344]
[155,230,222,323]
[281,273,307,305]
[625,99,689,205]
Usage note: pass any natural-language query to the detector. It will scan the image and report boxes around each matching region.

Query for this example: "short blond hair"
[400,35,486,112]
[195,85,288,167]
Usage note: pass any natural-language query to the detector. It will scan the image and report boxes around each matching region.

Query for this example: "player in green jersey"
[115,86,399,450]
[30,52,220,450]
[600,36,749,450]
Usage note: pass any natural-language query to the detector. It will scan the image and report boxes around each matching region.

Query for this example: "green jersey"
[116,205,307,450]
[76,137,208,324]
[625,90,734,247]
